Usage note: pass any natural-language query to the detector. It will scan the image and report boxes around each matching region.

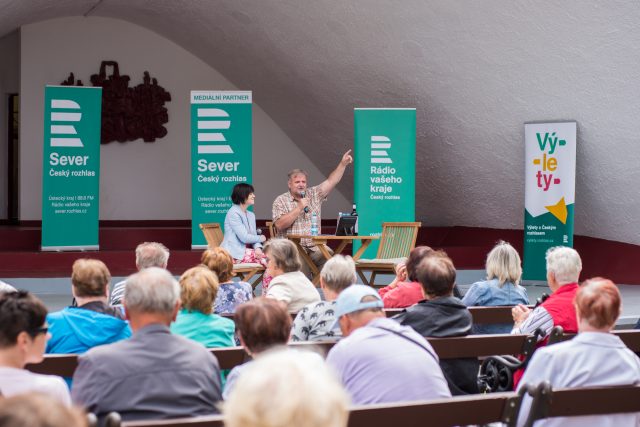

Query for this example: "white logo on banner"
[370,136,392,164]
[197,108,233,154]
[50,99,83,147]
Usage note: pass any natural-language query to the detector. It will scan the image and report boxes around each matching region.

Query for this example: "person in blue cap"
[325,284,451,405]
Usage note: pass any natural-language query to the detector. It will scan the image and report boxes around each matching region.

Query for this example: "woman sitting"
[462,241,529,333]
[223,298,293,398]
[171,266,235,348]
[0,291,71,405]
[378,246,434,308]
[220,183,271,291]
[201,247,253,314]
[263,239,320,313]
[517,278,640,427]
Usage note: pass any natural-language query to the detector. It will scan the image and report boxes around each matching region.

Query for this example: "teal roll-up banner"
[354,108,416,258]
[523,121,577,280]
[41,86,102,251]
[191,91,253,248]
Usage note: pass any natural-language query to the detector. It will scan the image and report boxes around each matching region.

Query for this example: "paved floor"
[4,270,639,327]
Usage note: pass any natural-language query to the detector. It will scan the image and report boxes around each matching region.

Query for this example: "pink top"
[378,281,424,308]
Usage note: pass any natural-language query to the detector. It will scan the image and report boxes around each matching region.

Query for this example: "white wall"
[19,16,350,220]
[0,30,20,219]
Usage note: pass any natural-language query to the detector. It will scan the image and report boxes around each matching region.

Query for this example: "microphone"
[300,191,310,213]
[256,228,262,235]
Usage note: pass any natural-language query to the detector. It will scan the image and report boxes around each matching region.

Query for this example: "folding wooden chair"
[199,223,265,288]
[355,222,421,286]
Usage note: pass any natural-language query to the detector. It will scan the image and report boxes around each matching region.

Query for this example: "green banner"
[523,122,577,280]
[354,108,416,258]
[191,91,253,248]
[41,86,102,250]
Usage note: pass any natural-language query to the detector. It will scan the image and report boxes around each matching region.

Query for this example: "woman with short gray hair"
[291,255,356,341]
[264,239,320,313]
[462,241,529,333]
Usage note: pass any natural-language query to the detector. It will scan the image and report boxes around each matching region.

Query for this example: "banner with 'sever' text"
[191,91,252,248]
[42,86,102,251]
[523,121,577,280]
[354,108,416,258]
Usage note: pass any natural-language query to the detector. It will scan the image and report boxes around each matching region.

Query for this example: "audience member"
[292,255,356,341]
[462,241,529,333]
[264,239,320,312]
[0,280,16,293]
[394,252,479,395]
[224,349,349,427]
[0,393,86,427]
[326,285,451,404]
[511,246,582,387]
[170,266,235,348]
[223,298,292,399]
[110,242,169,305]
[72,267,222,422]
[0,292,70,405]
[47,259,131,355]
[517,278,640,427]
[378,246,434,308]
[201,247,253,313]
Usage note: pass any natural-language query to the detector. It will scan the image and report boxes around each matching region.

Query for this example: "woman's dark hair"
[234,298,291,354]
[406,246,435,282]
[0,291,48,348]
[231,183,255,205]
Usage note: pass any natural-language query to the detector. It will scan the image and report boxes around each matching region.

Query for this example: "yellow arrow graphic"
[545,197,568,224]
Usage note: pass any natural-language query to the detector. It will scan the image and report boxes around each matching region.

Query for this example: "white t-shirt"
[265,271,320,313]
[0,367,71,406]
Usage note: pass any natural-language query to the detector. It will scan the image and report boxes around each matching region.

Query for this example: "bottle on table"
[351,203,358,235]
[311,212,318,236]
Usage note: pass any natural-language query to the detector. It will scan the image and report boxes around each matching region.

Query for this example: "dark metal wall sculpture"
[61,61,171,144]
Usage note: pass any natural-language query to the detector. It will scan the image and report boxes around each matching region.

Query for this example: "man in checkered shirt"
[272,150,353,275]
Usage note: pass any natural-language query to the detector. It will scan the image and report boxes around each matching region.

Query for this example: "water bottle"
[351,203,358,235]
[311,212,318,236]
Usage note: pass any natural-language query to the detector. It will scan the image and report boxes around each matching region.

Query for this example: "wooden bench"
[27,333,534,376]
[106,391,523,427]
[519,382,640,427]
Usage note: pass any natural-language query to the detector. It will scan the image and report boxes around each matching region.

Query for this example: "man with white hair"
[71,267,222,422]
[291,255,357,341]
[110,242,169,305]
[511,246,582,340]
[326,285,451,404]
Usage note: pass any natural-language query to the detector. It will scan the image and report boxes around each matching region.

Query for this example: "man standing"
[72,267,222,422]
[272,150,353,273]
[326,285,451,405]
[110,242,170,305]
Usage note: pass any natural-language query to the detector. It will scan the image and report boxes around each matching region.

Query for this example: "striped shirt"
[110,280,127,306]
[511,306,554,341]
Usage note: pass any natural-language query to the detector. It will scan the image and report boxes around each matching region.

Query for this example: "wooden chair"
[265,221,276,239]
[355,221,421,286]
[198,223,265,288]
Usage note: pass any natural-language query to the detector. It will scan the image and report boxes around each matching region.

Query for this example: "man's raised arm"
[318,150,353,197]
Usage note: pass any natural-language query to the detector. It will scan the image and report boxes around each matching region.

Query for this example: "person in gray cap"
[325,285,451,405]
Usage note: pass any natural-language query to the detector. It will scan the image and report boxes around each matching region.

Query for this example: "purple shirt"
[326,317,451,405]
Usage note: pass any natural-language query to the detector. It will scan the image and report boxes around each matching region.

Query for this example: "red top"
[378,281,424,308]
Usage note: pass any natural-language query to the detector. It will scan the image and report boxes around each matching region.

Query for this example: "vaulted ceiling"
[4,0,640,244]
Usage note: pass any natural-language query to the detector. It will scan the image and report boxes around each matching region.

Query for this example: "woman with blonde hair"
[224,349,349,427]
[170,266,235,348]
[462,241,529,333]
[201,247,253,313]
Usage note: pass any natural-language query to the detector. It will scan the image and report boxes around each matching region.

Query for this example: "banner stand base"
[41,245,100,252]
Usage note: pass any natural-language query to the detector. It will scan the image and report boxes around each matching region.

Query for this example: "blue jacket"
[220,204,263,260]
[46,307,132,354]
